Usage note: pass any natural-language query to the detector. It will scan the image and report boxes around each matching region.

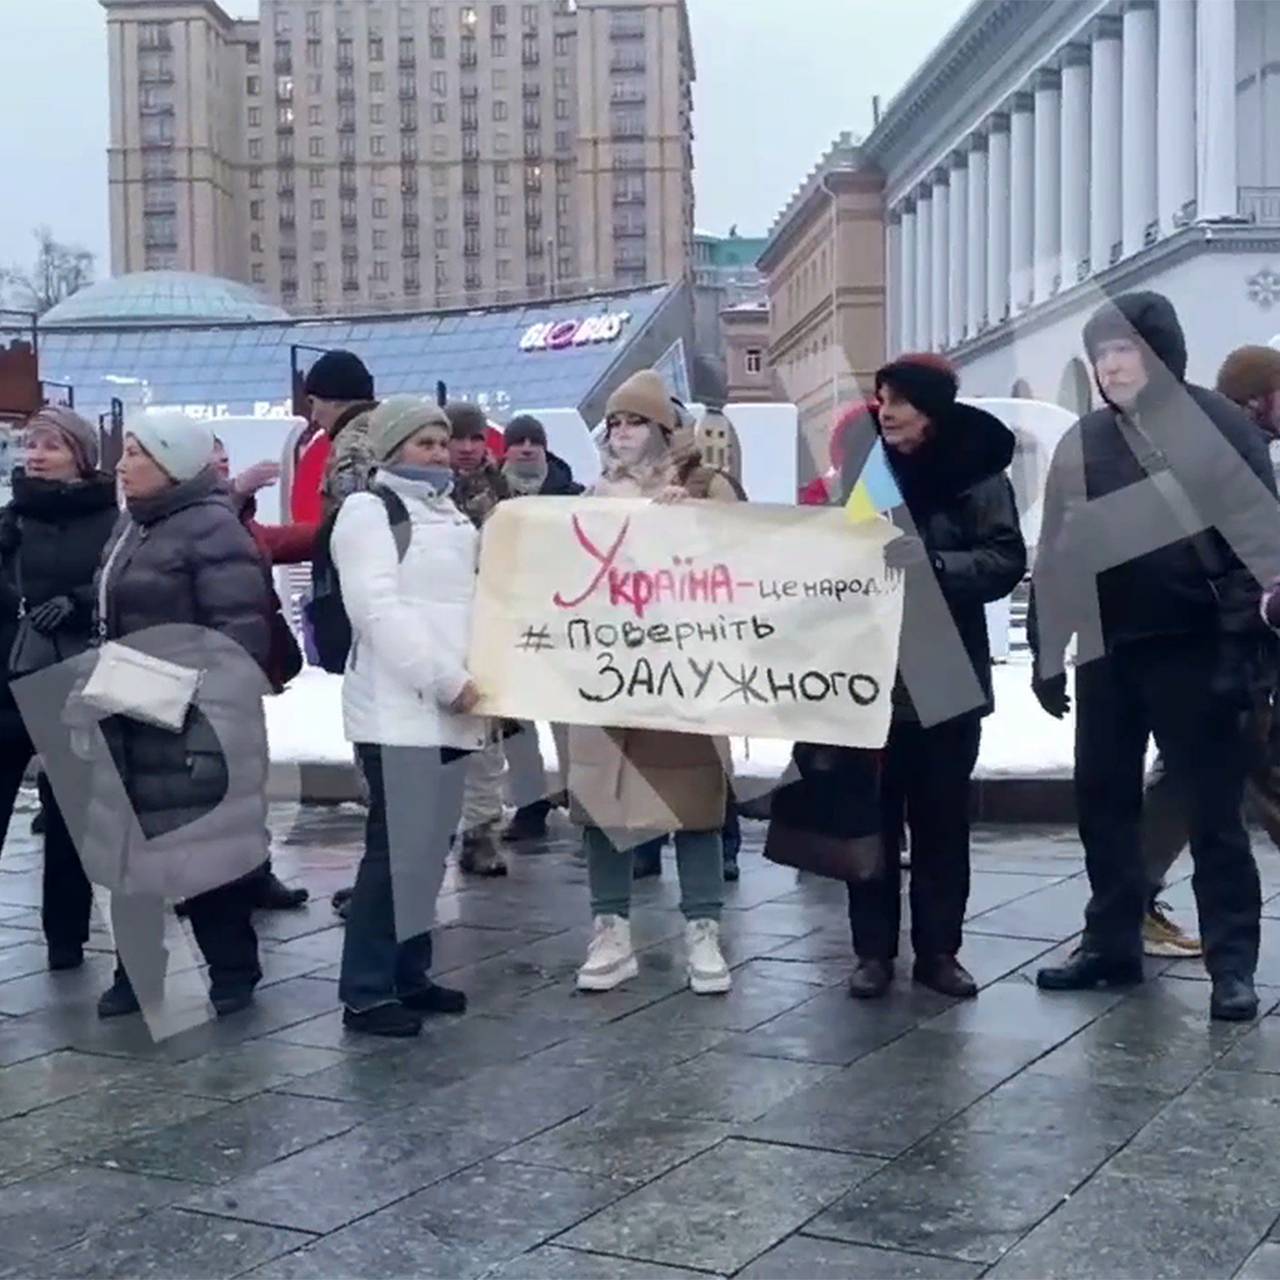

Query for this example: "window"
[494,162,510,185]
[373,197,389,218]
[554,67,569,88]
[249,166,263,187]
[431,70,447,94]
[306,39,322,68]
[401,133,419,160]
[307,73,323,94]
[251,200,263,221]
[340,134,356,160]
[432,102,447,124]
[555,97,569,120]
[492,33,507,57]
[555,130,570,152]
[746,348,763,375]
[493,99,508,121]
[338,37,353,66]
[373,260,389,281]
[252,262,265,283]
[371,134,386,156]
[312,261,327,285]
[460,7,478,30]
[310,167,325,188]
[247,75,261,96]
[371,101,385,123]
[370,71,385,93]
[434,196,449,222]
[495,131,510,154]
[556,191,570,215]
[493,4,507,27]
[435,227,448,248]
[497,259,512,282]
[249,138,263,159]
[496,225,510,247]
[464,227,480,254]
[522,34,538,63]
[308,104,323,125]
[306,9,321,36]
[429,5,445,33]
[369,36,384,61]
[373,229,388,249]
[462,100,478,128]
[431,36,445,58]
[435,260,447,287]
[277,103,294,127]
[311,198,325,220]
[246,41,260,65]
[554,33,571,56]
[496,193,511,216]
[274,8,290,35]
[312,229,327,250]
[250,231,263,253]
[399,36,415,63]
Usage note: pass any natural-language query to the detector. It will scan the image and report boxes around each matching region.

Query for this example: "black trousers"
[0,732,93,949]
[847,713,982,961]
[1075,637,1259,977]
[113,880,261,999]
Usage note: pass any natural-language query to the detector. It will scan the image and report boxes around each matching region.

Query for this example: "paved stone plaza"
[2,797,1280,1279]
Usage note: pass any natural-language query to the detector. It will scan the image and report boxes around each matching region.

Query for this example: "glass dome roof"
[41,271,290,327]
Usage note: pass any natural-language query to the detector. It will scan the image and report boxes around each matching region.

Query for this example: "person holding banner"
[332,396,483,1037]
[572,370,738,996]
[843,355,1026,1001]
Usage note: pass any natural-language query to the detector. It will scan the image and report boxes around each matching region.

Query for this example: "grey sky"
[0,0,968,278]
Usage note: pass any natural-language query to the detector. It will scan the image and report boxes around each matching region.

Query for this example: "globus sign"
[519,312,632,352]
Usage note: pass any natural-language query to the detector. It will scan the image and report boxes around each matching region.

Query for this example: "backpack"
[305,485,412,675]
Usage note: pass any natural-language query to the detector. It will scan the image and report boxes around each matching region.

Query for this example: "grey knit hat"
[25,405,99,476]
[368,395,451,462]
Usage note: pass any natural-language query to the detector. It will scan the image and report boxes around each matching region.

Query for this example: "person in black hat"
[1031,291,1280,1021]
[303,350,379,517]
[842,353,1026,1002]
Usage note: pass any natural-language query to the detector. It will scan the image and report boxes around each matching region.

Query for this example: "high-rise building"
[101,0,694,315]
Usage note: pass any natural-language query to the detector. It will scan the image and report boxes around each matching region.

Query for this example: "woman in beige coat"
[572,370,739,996]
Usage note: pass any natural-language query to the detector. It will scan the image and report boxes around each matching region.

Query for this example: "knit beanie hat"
[605,370,676,434]
[874,353,959,423]
[444,400,490,440]
[126,408,215,483]
[25,404,99,476]
[504,413,547,448]
[303,349,375,402]
[1217,345,1280,408]
[368,395,450,463]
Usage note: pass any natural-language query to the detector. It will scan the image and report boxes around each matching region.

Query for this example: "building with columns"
[869,0,1280,409]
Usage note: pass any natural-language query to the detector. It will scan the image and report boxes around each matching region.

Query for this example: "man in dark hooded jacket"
[1031,291,1280,1020]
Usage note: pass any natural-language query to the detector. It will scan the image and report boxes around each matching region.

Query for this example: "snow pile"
[267,661,1074,780]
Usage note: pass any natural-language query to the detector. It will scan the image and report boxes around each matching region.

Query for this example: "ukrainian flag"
[845,436,903,523]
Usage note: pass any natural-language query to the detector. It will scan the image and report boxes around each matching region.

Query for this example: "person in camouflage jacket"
[446,401,510,528]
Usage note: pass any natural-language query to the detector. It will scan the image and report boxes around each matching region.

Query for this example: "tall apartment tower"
[101,0,694,315]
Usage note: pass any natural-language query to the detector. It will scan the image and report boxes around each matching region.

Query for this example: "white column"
[1060,43,1091,286]
[967,135,989,335]
[931,172,950,349]
[1157,0,1196,233]
[887,214,901,358]
[1090,15,1123,272]
[900,202,917,351]
[948,153,968,341]
[1033,68,1062,302]
[1197,0,1238,220]
[916,186,933,349]
[1122,0,1158,255]
[987,113,1011,323]
[1009,91,1035,311]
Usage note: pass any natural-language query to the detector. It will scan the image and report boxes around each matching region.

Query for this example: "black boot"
[1036,950,1144,991]
[343,1003,423,1038]
[848,958,893,999]
[332,886,354,920]
[633,844,663,879]
[253,870,309,911]
[722,850,740,883]
[47,942,84,972]
[401,982,467,1015]
[914,955,978,999]
[1210,973,1259,1022]
[503,802,550,843]
[97,972,142,1019]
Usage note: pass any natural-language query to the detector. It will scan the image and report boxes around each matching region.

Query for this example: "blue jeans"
[585,825,724,921]
[339,744,468,1012]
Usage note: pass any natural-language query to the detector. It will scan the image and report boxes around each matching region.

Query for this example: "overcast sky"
[0,0,969,277]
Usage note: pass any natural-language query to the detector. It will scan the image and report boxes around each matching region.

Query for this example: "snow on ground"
[267,660,1074,779]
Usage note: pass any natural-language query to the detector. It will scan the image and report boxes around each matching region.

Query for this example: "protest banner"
[469,497,904,749]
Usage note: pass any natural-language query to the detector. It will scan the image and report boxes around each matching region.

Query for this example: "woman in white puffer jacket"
[331,395,485,1038]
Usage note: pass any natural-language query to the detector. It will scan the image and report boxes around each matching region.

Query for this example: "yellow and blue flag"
[845,436,903,524]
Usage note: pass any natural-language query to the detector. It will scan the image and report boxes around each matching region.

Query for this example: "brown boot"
[847,958,893,999]
[913,955,977,999]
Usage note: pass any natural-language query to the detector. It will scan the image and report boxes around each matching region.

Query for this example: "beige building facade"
[101,0,694,315]
[720,300,771,403]
[758,133,886,479]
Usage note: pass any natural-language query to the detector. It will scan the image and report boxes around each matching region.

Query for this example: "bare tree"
[1,227,95,315]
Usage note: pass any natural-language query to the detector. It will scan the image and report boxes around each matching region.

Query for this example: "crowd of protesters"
[2,288,1280,1035]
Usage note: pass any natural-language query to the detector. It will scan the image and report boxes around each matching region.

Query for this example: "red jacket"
[800,400,879,505]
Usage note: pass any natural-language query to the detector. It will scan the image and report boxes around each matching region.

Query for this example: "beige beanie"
[368,395,450,462]
[605,370,676,434]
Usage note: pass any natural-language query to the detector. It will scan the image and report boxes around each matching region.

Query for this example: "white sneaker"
[577,915,639,991]
[686,919,731,995]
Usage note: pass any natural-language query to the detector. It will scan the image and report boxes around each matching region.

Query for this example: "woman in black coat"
[0,407,118,971]
[842,355,1026,1002]
[84,410,274,1020]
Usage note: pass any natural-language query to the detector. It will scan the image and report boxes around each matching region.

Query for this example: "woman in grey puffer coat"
[84,410,273,1020]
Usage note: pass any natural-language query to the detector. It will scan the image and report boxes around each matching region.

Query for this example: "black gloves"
[26,595,75,635]
[1033,672,1071,720]
[884,535,929,572]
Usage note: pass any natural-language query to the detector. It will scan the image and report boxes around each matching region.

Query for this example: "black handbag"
[8,531,85,679]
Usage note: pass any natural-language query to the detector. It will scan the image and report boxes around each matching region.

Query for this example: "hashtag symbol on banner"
[518,625,554,652]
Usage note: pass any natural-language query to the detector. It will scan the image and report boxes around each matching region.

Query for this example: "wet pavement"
[2,795,1280,1279]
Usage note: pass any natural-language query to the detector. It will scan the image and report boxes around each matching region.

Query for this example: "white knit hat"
[126,408,216,483]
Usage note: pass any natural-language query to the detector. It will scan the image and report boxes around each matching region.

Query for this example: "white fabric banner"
[470,497,903,749]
